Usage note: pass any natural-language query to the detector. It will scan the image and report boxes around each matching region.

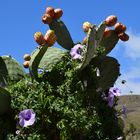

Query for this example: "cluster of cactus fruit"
[0,6,130,139]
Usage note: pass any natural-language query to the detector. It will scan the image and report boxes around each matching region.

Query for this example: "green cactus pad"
[80,25,96,70]
[99,30,119,55]
[49,19,74,50]
[29,45,49,81]
[38,47,66,71]
[0,87,11,115]
[91,56,120,92]
[0,56,25,86]
[96,21,106,44]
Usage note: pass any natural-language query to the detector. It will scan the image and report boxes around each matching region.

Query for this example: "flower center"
[24,114,31,121]
[113,89,117,93]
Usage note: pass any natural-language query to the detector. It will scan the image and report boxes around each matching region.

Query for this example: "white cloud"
[122,30,140,60]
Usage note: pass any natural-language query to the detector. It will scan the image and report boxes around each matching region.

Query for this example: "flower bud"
[23,61,30,68]
[42,14,52,24]
[105,15,117,27]
[44,30,57,46]
[34,32,46,45]
[23,54,31,61]
[114,22,126,34]
[118,32,129,41]
[45,6,55,17]
[54,8,63,19]
[83,22,92,32]
[103,28,111,38]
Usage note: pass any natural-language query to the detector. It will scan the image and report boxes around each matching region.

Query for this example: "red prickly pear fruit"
[114,22,126,34]
[45,6,55,17]
[105,15,117,27]
[23,61,30,68]
[83,22,92,32]
[42,14,52,24]
[44,30,57,46]
[34,32,46,45]
[23,54,31,61]
[118,32,129,41]
[54,8,63,19]
[103,28,111,38]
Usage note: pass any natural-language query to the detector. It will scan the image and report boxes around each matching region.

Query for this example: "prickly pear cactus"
[49,19,74,50]
[0,87,11,115]
[0,55,25,86]
[91,56,120,92]
[38,47,66,70]
[99,30,119,55]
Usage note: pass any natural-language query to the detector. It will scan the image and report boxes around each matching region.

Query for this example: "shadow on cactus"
[0,6,130,140]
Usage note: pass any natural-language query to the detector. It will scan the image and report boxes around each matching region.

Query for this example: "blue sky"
[0,0,140,94]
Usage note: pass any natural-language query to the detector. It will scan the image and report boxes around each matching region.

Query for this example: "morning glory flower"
[107,92,115,107]
[109,87,121,96]
[107,87,121,107]
[19,109,36,127]
[70,44,84,60]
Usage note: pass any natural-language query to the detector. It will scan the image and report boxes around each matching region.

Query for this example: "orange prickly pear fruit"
[83,22,92,32]
[105,15,117,27]
[44,30,57,46]
[23,61,30,68]
[114,22,126,34]
[54,8,63,19]
[103,28,111,38]
[23,54,31,61]
[118,32,129,41]
[42,14,52,24]
[45,6,55,17]
[34,32,46,45]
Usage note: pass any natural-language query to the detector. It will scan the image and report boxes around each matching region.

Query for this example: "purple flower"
[107,92,115,107]
[109,87,121,96]
[70,44,84,59]
[107,87,121,107]
[19,109,36,127]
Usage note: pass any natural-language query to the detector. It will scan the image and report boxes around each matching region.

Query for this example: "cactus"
[80,22,106,70]
[0,55,25,86]
[0,86,11,115]
[29,45,49,81]
[49,19,74,50]
[91,56,120,92]
[99,30,119,55]
[38,47,66,70]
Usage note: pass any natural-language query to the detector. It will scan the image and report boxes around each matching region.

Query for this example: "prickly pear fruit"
[105,15,117,27]
[118,32,129,41]
[23,61,30,68]
[34,32,46,45]
[114,22,126,33]
[42,14,52,24]
[54,8,63,19]
[83,22,92,32]
[24,54,31,61]
[46,7,55,17]
[44,30,57,46]
[103,28,111,39]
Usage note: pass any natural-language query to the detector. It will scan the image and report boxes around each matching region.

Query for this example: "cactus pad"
[0,56,25,86]
[99,30,119,55]
[49,19,74,50]
[91,56,120,92]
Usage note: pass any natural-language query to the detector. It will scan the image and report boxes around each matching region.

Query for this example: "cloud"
[122,30,140,60]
